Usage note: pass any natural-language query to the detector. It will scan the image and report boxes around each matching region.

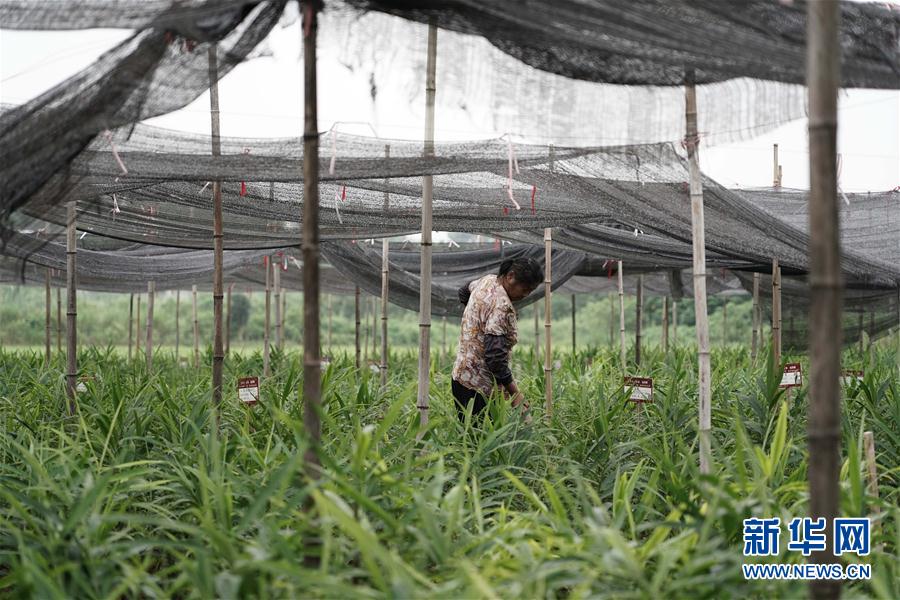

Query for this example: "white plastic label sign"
[840,370,864,385]
[780,363,802,388]
[238,377,260,405]
[624,376,653,403]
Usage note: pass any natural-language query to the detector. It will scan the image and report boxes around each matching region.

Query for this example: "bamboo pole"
[264,257,271,376]
[807,3,842,596]
[673,299,678,346]
[416,20,437,433]
[355,286,361,370]
[662,295,669,354]
[635,275,643,366]
[751,273,760,362]
[274,263,282,351]
[225,283,232,355]
[617,261,626,369]
[192,284,199,369]
[175,290,180,360]
[722,297,728,347]
[301,0,323,476]
[208,45,225,417]
[570,295,576,354]
[380,144,391,386]
[56,286,61,354]
[862,431,880,515]
[146,281,155,372]
[772,258,782,368]
[543,227,553,417]
[65,201,77,411]
[44,268,51,367]
[136,294,142,356]
[128,293,134,361]
[684,71,712,475]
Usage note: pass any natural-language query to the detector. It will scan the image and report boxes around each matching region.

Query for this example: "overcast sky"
[2,7,897,193]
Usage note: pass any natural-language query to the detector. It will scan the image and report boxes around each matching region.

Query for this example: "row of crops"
[1,344,897,597]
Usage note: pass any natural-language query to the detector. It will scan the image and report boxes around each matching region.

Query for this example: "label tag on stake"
[75,375,95,393]
[624,376,653,403]
[238,377,260,406]
[840,369,864,386]
[779,363,802,388]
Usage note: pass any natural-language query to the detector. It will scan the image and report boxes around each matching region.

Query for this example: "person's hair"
[498,257,543,288]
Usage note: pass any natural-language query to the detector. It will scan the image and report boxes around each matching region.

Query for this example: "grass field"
[1,344,897,598]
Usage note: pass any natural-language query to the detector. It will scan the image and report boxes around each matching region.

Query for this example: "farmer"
[452,256,543,422]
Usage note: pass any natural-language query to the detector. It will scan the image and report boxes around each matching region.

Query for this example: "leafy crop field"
[1,345,897,598]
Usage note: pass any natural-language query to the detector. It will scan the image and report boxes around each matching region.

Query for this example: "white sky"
[1,10,897,194]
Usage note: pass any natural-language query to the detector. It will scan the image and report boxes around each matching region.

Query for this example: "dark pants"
[452,379,488,422]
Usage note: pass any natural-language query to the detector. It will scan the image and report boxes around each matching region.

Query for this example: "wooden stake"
[772,258,782,368]
[301,0,323,476]
[617,261,626,369]
[65,201,77,411]
[355,286,361,370]
[635,275,643,366]
[146,281,155,373]
[207,45,225,417]
[570,295,576,354]
[175,290,180,360]
[662,295,669,354]
[44,268,51,367]
[416,20,437,433]
[751,273,760,362]
[192,284,199,369]
[544,227,553,417]
[380,145,391,386]
[128,293,134,361]
[685,71,712,474]
[225,283,232,355]
[264,257,271,376]
[807,3,842,596]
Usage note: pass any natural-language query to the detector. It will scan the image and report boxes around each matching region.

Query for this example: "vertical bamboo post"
[56,286,62,354]
[192,284,199,369]
[807,3,842,596]
[570,295,576,354]
[264,257,271,376]
[225,283,232,355]
[662,295,669,354]
[175,290,180,360]
[608,293,615,348]
[416,20,437,433]
[128,293,134,361]
[363,292,370,364]
[146,281,155,373]
[862,431,880,515]
[722,297,728,347]
[617,261,626,369]
[327,293,332,354]
[685,71,712,474]
[543,227,553,417]
[772,259,782,368]
[65,201,77,411]
[274,263,282,351]
[301,0,323,476]
[355,286,361,370]
[380,145,391,385]
[44,268,51,367]
[136,293,142,356]
[751,273,760,362]
[673,299,678,346]
[635,275,643,366]
[207,45,225,417]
